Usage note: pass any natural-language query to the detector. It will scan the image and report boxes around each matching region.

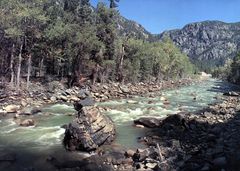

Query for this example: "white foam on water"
[50,104,72,109]
[34,126,61,130]
[5,119,17,126]
[126,108,143,116]
[43,104,75,114]
[0,120,17,133]
[114,116,133,123]
[2,128,17,134]
[107,109,128,116]
[159,108,179,115]
[37,127,65,145]
[99,100,126,106]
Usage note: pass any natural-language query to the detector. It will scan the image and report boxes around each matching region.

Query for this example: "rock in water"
[20,119,35,127]
[64,103,116,152]
[134,117,161,128]
[3,105,20,113]
[223,91,239,97]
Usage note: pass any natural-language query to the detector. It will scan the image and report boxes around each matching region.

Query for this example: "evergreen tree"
[109,0,120,8]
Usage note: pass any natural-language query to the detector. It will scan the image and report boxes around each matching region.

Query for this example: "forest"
[0,0,196,91]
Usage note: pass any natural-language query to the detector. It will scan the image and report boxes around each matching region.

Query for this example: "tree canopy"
[0,0,196,90]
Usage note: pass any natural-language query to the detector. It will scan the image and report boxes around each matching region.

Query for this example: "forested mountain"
[115,18,240,72]
[0,0,195,91]
[155,21,240,71]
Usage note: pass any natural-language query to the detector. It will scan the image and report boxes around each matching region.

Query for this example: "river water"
[0,79,238,170]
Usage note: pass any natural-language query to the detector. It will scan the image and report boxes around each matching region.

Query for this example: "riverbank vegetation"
[211,53,240,84]
[0,0,196,91]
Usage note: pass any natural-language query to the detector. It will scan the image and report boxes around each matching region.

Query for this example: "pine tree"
[109,0,120,8]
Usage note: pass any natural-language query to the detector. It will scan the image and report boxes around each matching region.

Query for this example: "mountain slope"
[116,15,152,40]
[154,21,240,69]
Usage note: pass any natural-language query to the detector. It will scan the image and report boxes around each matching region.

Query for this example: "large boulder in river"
[64,100,116,152]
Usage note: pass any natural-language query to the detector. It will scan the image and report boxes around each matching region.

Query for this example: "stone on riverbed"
[20,119,35,127]
[20,107,42,115]
[3,105,20,113]
[64,100,116,152]
[223,91,239,96]
[134,117,162,128]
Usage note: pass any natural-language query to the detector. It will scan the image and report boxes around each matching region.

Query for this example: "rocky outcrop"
[155,21,240,69]
[63,100,116,152]
[116,15,152,40]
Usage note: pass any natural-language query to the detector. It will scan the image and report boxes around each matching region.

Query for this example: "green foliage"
[0,0,196,85]
[228,53,240,84]
[120,37,196,82]
[211,53,240,85]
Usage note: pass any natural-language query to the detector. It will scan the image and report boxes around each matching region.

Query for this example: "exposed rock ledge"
[63,99,116,152]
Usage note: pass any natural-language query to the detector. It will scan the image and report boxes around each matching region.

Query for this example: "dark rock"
[79,89,91,99]
[19,107,41,115]
[132,152,140,162]
[125,150,135,158]
[161,113,187,130]
[212,156,227,167]
[134,117,161,128]
[147,147,159,160]
[101,150,126,165]
[61,124,68,129]
[132,149,151,162]
[64,106,115,152]
[74,97,95,111]
[0,153,16,162]
[30,108,42,115]
[49,155,114,171]
[223,91,239,97]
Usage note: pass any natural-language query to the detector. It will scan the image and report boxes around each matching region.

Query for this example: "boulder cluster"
[134,94,240,170]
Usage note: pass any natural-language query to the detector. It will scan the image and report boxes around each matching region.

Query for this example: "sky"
[90,0,240,34]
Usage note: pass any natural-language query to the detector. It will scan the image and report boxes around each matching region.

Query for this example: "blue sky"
[90,0,240,34]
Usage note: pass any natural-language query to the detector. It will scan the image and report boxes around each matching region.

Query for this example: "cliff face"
[117,15,240,69]
[116,15,152,40]
[154,21,240,68]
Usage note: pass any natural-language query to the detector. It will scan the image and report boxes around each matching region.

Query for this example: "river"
[0,79,238,170]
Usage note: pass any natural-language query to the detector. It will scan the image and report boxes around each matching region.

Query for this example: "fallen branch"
[157,143,164,162]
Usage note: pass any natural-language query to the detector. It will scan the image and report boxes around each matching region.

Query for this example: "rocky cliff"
[116,15,152,40]
[155,21,240,69]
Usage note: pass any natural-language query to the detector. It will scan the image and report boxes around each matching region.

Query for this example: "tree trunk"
[10,43,15,87]
[27,54,32,90]
[16,42,23,91]
[39,57,44,77]
[117,44,125,83]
